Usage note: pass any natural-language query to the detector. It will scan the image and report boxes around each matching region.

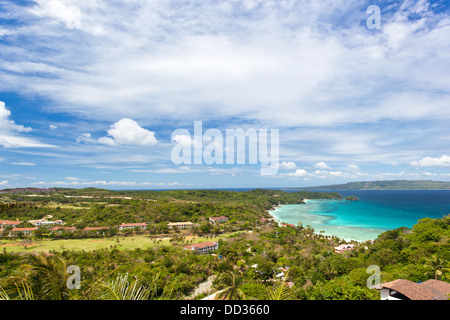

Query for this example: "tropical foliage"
[0,189,449,300]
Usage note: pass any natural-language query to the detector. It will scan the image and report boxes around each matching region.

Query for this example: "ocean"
[268,190,450,242]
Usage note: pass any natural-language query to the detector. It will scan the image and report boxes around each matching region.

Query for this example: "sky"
[0,0,450,190]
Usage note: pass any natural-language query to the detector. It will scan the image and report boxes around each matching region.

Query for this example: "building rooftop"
[380,279,450,300]
[184,241,218,250]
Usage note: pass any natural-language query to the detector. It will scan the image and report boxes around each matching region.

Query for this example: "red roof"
[0,220,21,225]
[184,241,218,250]
[11,227,37,231]
[210,216,228,221]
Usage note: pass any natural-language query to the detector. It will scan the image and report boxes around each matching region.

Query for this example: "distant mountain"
[294,180,450,190]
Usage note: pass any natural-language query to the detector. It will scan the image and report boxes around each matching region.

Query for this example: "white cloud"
[107,118,157,146]
[11,162,36,166]
[76,133,96,144]
[410,155,450,167]
[96,136,116,146]
[0,101,31,134]
[172,134,193,146]
[30,0,82,30]
[2,0,449,128]
[287,169,308,177]
[77,118,158,147]
[314,161,331,170]
[346,164,360,171]
[279,161,297,170]
[0,180,8,185]
[30,180,181,187]
[49,124,58,130]
[312,170,344,178]
[0,101,55,148]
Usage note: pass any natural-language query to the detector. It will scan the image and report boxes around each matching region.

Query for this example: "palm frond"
[98,273,150,300]
[265,271,293,300]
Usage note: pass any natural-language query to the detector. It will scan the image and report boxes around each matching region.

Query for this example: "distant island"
[291,180,450,190]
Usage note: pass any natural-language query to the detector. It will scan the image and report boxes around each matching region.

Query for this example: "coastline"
[267,200,383,242]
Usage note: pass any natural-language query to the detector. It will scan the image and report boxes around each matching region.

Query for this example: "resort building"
[119,222,148,231]
[209,216,228,225]
[334,243,355,253]
[28,219,63,227]
[281,223,296,228]
[167,222,195,229]
[10,227,38,237]
[377,279,450,300]
[0,220,22,228]
[183,241,219,254]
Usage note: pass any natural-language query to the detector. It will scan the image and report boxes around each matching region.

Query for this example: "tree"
[25,253,72,300]
[424,255,450,280]
[265,271,293,300]
[96,273,150,300]
[214,271,246,300]
[18,239,34,250]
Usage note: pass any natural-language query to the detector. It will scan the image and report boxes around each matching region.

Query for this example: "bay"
[269,190,450,242]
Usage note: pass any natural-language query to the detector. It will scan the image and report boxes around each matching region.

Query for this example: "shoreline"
[267,200,382,243]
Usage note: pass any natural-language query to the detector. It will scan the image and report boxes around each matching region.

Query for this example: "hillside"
[295,180,450,190]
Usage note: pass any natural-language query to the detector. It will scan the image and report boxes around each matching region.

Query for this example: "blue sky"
[1,0,450,190]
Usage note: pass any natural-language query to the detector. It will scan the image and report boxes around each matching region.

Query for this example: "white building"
[168,222,195,229]
[118,222,148,230]
[334,243,354,253]
[209,216,228,225]
[28,219,63,227]
[183,241,219,254]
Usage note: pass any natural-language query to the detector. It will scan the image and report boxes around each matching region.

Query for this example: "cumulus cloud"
[0,101,31,134]
[107,118,157,146]
[279,161,297,170]
[0,101,55,148]
[287,169,308,177]
[410,155,450,167]
[77,118,158,147]
[314,161,331,170]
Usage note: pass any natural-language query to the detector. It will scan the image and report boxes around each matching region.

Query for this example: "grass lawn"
[0,232,246,254]
[46,203,91,210]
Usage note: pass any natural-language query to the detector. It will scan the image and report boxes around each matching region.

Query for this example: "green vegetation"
[294,180,450,190]
[0,188,449,300]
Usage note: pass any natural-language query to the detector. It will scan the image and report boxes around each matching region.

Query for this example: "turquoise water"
[269,190,450,242]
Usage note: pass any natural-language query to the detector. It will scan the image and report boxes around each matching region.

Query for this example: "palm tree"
[265,271,293,300]
[424,255,450,280]
[1,252,70,300]
[95,272,179,300]
[96,273,150,300]
[214,271,246,300]
[25,252,72,300]
[0,281,35,300]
